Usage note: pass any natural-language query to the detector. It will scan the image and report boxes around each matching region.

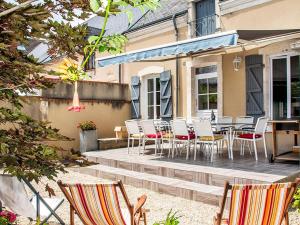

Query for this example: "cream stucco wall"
[221,0,300,31]
[222,49,259,117]
[21,97,130,151]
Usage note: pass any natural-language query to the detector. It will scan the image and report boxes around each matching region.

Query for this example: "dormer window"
[195,0,216,36]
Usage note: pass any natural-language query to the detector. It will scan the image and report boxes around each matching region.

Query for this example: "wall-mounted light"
[233,56,242,72]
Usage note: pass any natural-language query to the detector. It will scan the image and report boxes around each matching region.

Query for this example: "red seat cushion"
[238,133,262,139]
[175,132,195,140]
[146,133,161,138]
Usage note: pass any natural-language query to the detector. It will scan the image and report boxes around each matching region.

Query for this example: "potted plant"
[78,121,98,153]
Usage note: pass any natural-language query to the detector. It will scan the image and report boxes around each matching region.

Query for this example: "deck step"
[84,152,285,187]
[72,165,226,206]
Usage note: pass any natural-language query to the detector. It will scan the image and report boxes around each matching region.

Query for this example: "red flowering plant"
[0,210,17,225]
[78,121,97,131]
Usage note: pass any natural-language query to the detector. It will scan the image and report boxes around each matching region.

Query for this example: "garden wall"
[22,81,131,152]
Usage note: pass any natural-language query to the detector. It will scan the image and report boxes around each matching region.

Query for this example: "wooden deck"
[76,145,300,206]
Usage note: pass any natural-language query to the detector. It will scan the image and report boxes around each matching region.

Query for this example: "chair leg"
[211,141,215,162]
[283,213,289,225]
[142,138,146,155]
[127,138,130,154]
[186,141,190,160]
[160,139,163,157]
[70,205,75,225]
[143,211,147,225]
[240,140,243,156]
[132,138,135,153]
[263,136,268,158]
[172,140,175,158]
[138,137,141,155]
[253,140,258,161]
[194,140,197,161]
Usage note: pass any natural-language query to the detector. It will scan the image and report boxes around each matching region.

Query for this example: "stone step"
[84,152,285,187]
[72,165,226,206]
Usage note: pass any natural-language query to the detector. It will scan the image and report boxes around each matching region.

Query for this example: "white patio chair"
[193,119,227,162]
[234,116,254,130]
[125,120,143,154]
[215,116,233,133]
[140,120,162,156]
[232,117,268,160]
[159,120,173,158]
[170,119,195,160]
[233,116,255,153]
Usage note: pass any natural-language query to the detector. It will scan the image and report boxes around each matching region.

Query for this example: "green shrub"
[293,187,300,213]
[153,210,181,225]
[78,121,97,131]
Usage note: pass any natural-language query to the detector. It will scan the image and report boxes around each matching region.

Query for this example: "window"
[197,77,217,110]
[147,77,160,119]
[271,54,300,119]
[195,0,216,36]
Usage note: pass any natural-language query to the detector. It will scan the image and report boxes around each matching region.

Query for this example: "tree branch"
[81,0,112,69]
[0,0,37,17]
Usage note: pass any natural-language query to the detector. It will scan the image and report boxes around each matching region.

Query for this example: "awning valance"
[97,30,238,67]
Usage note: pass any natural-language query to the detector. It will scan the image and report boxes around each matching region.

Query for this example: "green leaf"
[89,0,100,13]
[98,45,107,52]
[88,35,99,44]
[125,10,134,23]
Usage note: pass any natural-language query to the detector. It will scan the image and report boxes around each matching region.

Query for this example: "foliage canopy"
[0,0,159,184]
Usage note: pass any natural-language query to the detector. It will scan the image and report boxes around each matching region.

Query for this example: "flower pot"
[79,129,98,153]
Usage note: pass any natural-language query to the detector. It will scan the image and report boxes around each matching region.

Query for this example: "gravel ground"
[17,169,300,225]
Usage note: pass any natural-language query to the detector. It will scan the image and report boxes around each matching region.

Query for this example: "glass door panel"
[272,58,287,119]
[290,55,300,118]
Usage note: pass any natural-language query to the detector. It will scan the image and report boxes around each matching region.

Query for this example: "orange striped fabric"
[227,183,296,225]
[68,184,127,225]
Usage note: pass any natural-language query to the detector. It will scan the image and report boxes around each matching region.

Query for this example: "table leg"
[230,127,234,160]
[272,123,277,157]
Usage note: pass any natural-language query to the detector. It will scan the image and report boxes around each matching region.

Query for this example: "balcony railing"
[190,14,217,37]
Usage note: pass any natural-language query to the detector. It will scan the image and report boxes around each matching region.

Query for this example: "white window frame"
[269,52,300,119]
[195,72,218,114]
[145,76,160,119]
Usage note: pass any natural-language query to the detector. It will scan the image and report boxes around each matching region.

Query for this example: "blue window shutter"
[245,55,265,120]
[160,70,173,120]
[130,76,140,119]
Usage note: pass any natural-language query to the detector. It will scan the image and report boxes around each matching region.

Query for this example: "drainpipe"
[118,64,122,83]
[172,13,180,117]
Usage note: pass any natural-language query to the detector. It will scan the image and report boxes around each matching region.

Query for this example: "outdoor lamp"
[233,56,242,72]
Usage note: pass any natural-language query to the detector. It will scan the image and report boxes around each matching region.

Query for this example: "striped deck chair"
[57,180,147,225]
[214,179,300,225]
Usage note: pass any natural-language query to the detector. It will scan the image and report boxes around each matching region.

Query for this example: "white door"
[195,72,218,118]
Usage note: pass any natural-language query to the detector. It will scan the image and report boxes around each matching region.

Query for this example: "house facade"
[93,0,300,123]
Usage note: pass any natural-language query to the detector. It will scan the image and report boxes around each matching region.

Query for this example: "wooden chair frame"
[58,180,147,225]
[214,178,300,225]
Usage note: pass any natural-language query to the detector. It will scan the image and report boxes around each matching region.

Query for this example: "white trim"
[138,66,164,77]
[220,0,272,15]
[96,30,237,61]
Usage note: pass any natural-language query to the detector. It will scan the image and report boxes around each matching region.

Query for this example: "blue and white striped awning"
[97,30,238,67]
